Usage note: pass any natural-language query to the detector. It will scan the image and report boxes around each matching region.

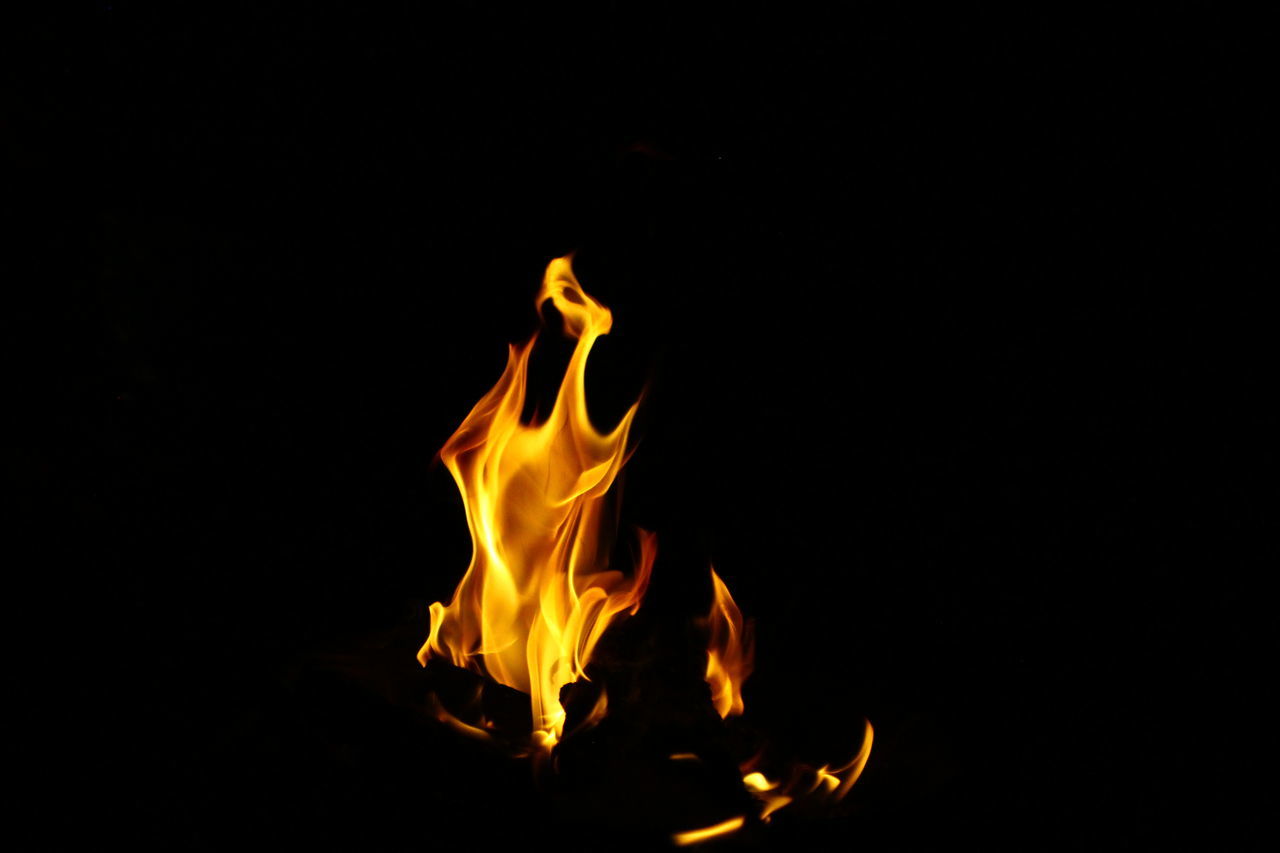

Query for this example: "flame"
[830,718,875,797]
[705,568,753,718]
[418,256,654,744]
[672,817,746,846]
[736,720,874,824]
[418,254,875,838]
[706,569,874,821]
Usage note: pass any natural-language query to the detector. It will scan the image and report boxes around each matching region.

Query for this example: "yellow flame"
[419,257,654,744]
[712,567,874,822]
[741,769,790,822]
[813,767,841,793]
[672,816,745,846]
[757,793,793,821]
[801,720,874,798]
[832,719,874,797]
[705,568,753,718]
[740,720,874,821]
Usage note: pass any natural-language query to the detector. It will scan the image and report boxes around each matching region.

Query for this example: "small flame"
[738,719,875,823]
[830,718,875,797]
[705,570,874,822]
[705,568,753,718]
[672,816,746,846]
[419,257,654,745]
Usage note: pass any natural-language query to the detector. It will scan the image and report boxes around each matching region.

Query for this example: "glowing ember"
[418,256,654,745]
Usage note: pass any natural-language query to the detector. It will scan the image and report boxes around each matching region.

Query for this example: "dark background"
[7,4,1272,849]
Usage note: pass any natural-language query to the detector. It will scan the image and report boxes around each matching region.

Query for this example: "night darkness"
[8,4,1272,850]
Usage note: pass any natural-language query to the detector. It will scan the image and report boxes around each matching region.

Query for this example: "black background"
[7,4,1272,849]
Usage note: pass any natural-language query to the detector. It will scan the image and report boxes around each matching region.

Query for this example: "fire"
[697,567,874,837]
[672,817,746,846]
[417,256,654,745]
[704,567,753,718]
[417,254,875,841]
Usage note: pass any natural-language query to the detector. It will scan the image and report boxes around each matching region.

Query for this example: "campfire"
[418,256,873,844]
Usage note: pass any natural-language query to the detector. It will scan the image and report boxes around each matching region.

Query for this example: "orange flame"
[823,719,875,798]
[420,254,875,838]
[705,568,753,718]
[418,257,654,745]
[672,817,745,846]
[704,569,874,825]
[735,719,873,826]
